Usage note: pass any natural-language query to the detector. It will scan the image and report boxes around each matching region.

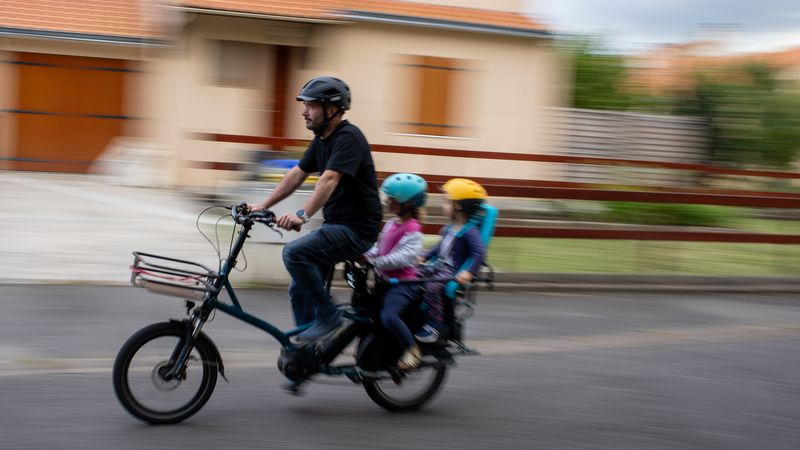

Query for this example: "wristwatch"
[295,209,310,224]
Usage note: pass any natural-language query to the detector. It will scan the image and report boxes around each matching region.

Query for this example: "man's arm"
[274,169,342,230]
[250,165,308,211]
[301,169,341,217]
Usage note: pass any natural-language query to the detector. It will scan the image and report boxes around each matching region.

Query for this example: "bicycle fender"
[169,319,228,383]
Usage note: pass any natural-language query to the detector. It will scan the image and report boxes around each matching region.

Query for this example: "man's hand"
[248,202,266,211]
[455,270,473,285]
[275,213,304,231]
[416,256,427,266]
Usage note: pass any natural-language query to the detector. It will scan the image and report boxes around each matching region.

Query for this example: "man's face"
[302,101,331,133]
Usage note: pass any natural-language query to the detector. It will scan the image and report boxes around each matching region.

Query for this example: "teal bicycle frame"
[137,210,381,384]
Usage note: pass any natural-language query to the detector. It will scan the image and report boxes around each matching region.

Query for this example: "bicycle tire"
[363,364,448,412]
[113,321,218,424]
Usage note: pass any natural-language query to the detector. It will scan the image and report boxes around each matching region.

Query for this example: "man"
[250,76,382,344]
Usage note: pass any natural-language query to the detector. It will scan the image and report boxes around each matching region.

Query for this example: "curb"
[2,274,800,293]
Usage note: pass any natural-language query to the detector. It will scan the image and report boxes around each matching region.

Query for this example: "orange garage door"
[11,53,132,173]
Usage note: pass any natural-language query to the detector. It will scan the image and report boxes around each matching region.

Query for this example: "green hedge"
[601,202,738,227]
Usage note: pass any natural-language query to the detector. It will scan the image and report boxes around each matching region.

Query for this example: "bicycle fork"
[164,311,206,381]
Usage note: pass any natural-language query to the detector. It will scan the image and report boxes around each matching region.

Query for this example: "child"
[363,173,428,370]
[415,178,487,343]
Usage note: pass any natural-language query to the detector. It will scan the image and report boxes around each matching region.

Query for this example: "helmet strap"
[315,105,343,136]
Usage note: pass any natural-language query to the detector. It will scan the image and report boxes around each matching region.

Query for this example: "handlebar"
[230,202,276,227]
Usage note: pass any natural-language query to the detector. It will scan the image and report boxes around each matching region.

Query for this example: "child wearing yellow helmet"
[414,178,488,343]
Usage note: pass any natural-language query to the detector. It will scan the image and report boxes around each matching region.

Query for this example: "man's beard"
[307,118,325,136]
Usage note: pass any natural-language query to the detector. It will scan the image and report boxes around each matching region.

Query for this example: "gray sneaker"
[290,314,344,346]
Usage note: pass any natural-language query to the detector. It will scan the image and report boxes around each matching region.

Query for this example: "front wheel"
[113,322,218,424]
[363,363,448,412]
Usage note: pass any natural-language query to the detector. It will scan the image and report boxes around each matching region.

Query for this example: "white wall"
[284,22,567,181]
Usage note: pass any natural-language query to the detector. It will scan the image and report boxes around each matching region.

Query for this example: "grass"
[426,217,800,275]
[485,238,800,275]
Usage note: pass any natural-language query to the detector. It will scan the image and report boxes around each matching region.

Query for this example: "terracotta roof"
[0,0,163,41]
[179,0,546,34]
[0,0,547,43]
[627,44,800,94]
[340,0,546,34]
[179,0,349,21]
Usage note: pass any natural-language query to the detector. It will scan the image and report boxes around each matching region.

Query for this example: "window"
[395,55,475,137]
[216,41,263,88]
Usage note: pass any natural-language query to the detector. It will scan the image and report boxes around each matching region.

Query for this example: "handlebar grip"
[252,210,277,224]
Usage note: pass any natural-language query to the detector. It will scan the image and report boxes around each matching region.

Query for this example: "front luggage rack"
[130,252,218,301]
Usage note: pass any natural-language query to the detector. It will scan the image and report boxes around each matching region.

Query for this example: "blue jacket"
[424,225,486,274]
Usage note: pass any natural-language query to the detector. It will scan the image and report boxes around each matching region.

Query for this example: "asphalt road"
[1,285,800,449]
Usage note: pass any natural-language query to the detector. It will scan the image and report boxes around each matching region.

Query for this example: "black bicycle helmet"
[296,76,351,111]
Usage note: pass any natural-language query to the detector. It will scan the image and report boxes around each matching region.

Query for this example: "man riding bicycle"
[249,76,382,345]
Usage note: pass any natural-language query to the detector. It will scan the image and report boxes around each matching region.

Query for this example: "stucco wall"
[157,14,317,187]
[0,48,15,169]
[284,22,567,181]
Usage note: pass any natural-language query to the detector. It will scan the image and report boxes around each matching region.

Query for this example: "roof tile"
[0,0,546,41]
[0,0,163,39]
[341,0,545,33]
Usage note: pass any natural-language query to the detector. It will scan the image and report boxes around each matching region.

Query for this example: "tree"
[560,38,632,111]
[673,63,800,168]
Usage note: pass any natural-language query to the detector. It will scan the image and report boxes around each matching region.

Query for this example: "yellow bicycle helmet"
[442,178,487,216]
[442,178,487,200]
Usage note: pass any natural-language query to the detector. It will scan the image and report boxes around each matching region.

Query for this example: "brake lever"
[231,203,251,223]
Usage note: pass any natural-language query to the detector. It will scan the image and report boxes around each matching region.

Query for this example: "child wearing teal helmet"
[362,173,427,370]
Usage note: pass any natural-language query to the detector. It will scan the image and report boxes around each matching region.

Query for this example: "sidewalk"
[0,171,218,284]
[2,171,800,292]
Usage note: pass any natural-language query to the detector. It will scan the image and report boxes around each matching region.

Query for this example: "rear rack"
[130,252,218,301]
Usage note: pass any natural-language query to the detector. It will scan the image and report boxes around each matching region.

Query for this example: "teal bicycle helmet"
[381,173,428,207]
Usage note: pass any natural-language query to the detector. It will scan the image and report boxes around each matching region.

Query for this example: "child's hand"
[455,270,473,285]
[416,256,427,266]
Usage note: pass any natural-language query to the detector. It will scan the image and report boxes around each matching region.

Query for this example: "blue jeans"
[380,283,420,350]
[282,224,372,326]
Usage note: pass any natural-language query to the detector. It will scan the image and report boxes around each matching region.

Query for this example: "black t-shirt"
[298,120,382,243]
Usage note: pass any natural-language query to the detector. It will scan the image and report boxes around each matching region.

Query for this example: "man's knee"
[282,241,306,266]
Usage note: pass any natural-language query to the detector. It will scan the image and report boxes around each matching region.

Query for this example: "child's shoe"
[397,345,422,370]
[414,324,440,343]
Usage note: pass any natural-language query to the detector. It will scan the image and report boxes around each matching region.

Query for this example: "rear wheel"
[363,361,448,412]
[112,322,217,424]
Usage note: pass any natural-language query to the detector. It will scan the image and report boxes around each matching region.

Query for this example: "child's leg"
[422,281,445,328]
[380,284,417,350]
[422,264,455,329]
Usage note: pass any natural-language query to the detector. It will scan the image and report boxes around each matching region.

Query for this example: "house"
[1,0,563,186]
[627,41,800,96]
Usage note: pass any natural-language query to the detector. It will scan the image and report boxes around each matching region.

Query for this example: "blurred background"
[3,2,800,449]
[4,0,800,280]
